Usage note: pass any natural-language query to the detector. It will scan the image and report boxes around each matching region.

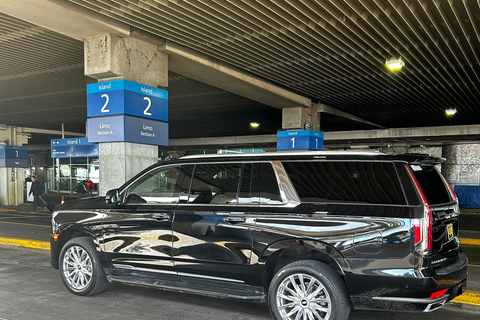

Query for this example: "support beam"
[160,41,311,109]
[167,125,480,150]
[0,0,130,40]
[316,104,384,129]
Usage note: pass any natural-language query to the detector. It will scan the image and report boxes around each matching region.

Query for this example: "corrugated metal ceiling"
[1,0,480,144]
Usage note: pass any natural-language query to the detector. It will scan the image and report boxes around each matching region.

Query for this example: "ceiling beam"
[0,0,130,40]
[168,124,480,149]
[160,41,311,109]
[316,104,385,129]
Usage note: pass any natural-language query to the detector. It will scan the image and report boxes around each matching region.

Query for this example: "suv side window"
[189,163,242,204]
[254,162,283,205]
[124,165,181,204]
[283,161,406,205]
[237,162,283,205]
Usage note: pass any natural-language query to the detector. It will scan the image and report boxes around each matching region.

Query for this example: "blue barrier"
[454,185,480,208]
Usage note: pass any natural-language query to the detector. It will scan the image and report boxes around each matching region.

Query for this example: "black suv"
[50,151,467,320]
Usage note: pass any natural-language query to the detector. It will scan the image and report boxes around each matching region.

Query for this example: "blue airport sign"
[87,79,168,121]
[277,130,324,151]
[0,157,28,168]
[0,146,28,159]
[51,138,99,158]
[87,115,169,146]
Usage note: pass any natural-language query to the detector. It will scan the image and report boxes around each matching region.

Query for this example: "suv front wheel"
[59,237,108,296]
[268,260,350,320]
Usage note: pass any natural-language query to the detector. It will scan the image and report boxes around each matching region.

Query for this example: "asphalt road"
[0,207,479,319]
[0,245,477,320]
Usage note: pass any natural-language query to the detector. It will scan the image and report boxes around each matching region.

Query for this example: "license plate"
[447,224,454,240]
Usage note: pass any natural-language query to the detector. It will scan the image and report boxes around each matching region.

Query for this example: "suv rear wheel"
[268,260,350,320]
[59,237,107,296]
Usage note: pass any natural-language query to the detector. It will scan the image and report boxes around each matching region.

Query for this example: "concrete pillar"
[282,105,319,131]
[84,34,168,195]
[0,125,29,205]
[98,142,158,196]
[442,143,480,188]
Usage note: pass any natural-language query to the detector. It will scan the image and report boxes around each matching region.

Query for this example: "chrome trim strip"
[113,264,177,275]
[181,151,384,159]
[177,272,245,283]
[373,293,449,304]
[270,161,301,207]
[112,264,245,283]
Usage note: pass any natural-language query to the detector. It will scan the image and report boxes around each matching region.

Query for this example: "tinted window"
[189,163,242,204]
[253,163,282,204]
[125,166,181,204]
[410,165,453,205]
[238,163,253,204]
[283,161,406,205]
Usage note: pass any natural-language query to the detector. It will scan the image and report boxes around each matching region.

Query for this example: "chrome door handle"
[152,213,171,221]
[225,216,246,223]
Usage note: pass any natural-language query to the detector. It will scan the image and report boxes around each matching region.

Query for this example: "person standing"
[28,176,44,213]
[85,178,94,196]
[75,181,88,199]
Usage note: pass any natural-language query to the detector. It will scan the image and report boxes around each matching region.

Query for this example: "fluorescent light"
[386,58,405,71]
[250,122,260,128]
[445,108,457,116]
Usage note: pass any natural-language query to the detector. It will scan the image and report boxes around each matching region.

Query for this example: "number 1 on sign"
[291,137,295,148]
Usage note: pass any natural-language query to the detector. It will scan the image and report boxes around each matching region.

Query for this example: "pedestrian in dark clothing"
[75,181,88,199]
[28,176,44,213]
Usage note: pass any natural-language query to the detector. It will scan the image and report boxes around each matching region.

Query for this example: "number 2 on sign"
[101,94,110,113]
[143,97,152,116]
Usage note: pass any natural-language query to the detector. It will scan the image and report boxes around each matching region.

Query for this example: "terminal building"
[1,1,480,207]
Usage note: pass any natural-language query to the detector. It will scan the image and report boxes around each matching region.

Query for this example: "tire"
[59,237,108,296]
[268,260,350,320]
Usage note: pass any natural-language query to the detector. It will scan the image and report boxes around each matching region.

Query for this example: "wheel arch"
[260,238,350,291]
[52,225,103,269]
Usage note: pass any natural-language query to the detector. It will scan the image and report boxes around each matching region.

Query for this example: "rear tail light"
[407,165,433,253]
[430,289,447,299]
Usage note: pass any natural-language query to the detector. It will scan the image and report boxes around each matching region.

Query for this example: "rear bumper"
[371,279,466,312]
[348,251,468,312]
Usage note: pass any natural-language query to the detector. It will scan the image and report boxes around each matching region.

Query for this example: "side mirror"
[105,189,120,205]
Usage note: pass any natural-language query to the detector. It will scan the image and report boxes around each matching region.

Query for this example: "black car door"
[102,165,184,274]
[172,162,260,284]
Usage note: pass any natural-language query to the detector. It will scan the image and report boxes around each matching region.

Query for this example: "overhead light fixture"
[250,122,260,128]
[445,108,457,116]
[386,57,405,71]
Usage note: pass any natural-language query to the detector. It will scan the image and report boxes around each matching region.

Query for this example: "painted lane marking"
[0,220,50,228]
[460,238,480,246]
[0,236,49,250]
[452,290,480,306]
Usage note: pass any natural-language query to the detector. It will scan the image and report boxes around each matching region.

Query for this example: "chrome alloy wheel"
[62,245,93,291]
[276,273,332,320]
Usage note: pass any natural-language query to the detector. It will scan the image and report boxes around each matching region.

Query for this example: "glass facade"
[52,157,99,194]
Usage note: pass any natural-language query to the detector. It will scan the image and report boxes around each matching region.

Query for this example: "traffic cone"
[61,196,65,204]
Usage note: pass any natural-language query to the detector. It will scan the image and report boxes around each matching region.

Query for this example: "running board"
[106,274,266,303]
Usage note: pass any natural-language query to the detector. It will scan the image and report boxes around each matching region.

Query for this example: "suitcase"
[39,196,56,213]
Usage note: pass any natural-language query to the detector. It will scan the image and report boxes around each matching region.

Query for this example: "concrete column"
[85,34,168,195]
[442,143,480,187]
[0,125,29,205]
[98,142,158,196]
[282,106,319,131]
